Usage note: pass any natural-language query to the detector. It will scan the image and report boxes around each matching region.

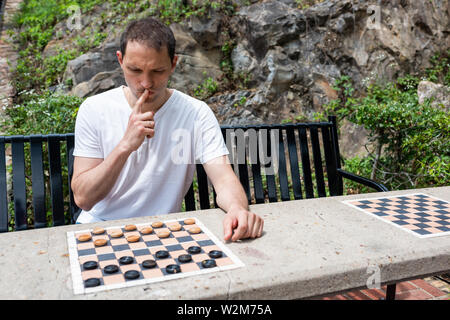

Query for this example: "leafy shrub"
[193,76,219,100]
[321,53,450,191]
[426,51,450,86]
[2,90,81,135]
[1,91,83,230]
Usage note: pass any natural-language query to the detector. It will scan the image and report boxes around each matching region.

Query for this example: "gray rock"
[235,1,306,59]
[186,9,222,50]
[169,23,223,94]
[417,81,450,111]
[231,43,258,75]
[72,68,125,98]
[65,52,103,86]
[260,47,300,98]
[208,90,264,125]
[64,41,120,88]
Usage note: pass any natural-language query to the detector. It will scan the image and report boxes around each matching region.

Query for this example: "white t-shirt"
[73,86,229,223]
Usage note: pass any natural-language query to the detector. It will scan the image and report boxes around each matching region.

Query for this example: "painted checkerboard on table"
[67,217,244,295]
[342,193,450,238]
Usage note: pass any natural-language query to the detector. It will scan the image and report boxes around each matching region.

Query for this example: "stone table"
[0,186,449,299]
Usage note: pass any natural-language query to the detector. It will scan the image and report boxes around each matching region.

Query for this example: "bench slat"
[184,183,196,211]
[238,161,251,204]
[277,130,290,201]
[11,136,27,230]
[30,135,47,228]
[196,164,210,210]
[286,128,303,200]
[65,134,79,223]
[0,137,8,232]
[47,135,65,226]
[329,116,343,195]
[310,126,326,197]
[321,126,339,196]
[264,129,278,203]
[298,127,314,198]
[251,135,265,204]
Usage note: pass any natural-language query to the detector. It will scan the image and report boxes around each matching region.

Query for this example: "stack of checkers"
[68,217,242,294]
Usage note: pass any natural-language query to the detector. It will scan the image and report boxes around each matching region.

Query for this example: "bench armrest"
[337,168,389,192]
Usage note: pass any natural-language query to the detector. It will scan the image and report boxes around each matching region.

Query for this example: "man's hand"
[120,89,155,152]
[223,207,264,242]
[203,155,265,242]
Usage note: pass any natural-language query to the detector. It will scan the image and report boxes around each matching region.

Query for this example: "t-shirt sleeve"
[194,103,229,164]
[73,99,103,159]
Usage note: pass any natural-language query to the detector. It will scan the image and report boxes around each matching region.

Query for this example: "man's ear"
[117,50,124,66]
[170,55,178,73]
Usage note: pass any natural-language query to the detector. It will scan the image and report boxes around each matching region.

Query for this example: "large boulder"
[169,23,223,94]
[71,68,126,98]
[64,40,121,92]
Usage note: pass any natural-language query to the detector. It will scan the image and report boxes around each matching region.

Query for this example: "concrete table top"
[0,186,449,300]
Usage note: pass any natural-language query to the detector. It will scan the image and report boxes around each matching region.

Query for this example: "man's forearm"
[215,175,249,213]
[72,144,132,211]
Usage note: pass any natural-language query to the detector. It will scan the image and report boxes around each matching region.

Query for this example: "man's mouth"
[138,90,154,96]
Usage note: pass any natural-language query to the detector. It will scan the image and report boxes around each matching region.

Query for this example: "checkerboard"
[342,193,450,238]
[67,217,244,295]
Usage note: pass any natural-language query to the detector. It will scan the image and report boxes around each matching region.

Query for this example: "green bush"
[321,52,450,192]
[2,90,82,135]
[1,91,83,230]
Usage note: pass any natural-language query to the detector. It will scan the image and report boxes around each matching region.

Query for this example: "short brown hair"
[120,17,176,61]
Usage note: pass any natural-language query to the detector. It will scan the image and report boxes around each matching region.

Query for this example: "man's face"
[117,41,177,104]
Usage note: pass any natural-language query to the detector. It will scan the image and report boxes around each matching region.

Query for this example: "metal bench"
[1,115,388,229]
[0,115,396,298]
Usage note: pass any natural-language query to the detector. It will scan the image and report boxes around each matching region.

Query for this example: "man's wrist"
[117,141,134,157]
[226,203,249,213]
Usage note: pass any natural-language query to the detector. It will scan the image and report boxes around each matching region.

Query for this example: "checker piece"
[104,265,119,274]
[166,264,181,274]
[83,261,98,270]
[187,246,201,254]
[202,259,216,268]
[155,250,170,259]
[142,259,157,268]
[124,270,140,280]
[208,250,223,259]
[178,254,192,263]
[119,256,134,265]
[84,278,100,288]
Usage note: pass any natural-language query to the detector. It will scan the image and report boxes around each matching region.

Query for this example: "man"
[71,17,264,242]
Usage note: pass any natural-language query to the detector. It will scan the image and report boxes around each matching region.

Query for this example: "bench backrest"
[184,116,343,211]
[0,134,77,231]
[0,116,343,231]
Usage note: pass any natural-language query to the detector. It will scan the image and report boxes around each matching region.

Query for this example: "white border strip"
[342,193,450,239]
[67,217,245,295]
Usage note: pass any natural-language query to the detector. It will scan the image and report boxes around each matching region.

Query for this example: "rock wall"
[60,0,449,157]
[216,0,448,122]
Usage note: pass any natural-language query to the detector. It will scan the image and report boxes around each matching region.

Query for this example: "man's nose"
[141,74,154,89]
